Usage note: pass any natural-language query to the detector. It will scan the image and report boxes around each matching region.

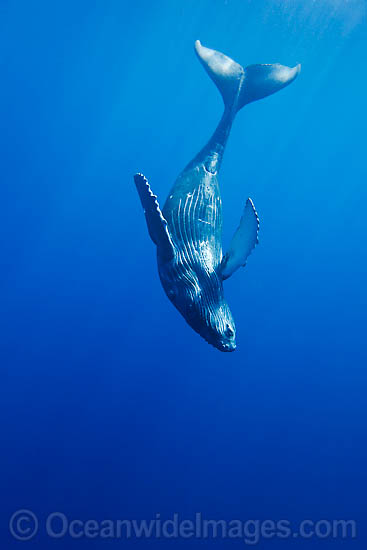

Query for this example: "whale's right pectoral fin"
[220,198,259,280]
[134,173,175,261]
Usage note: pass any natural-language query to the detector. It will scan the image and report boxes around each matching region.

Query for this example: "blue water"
[1,0,366,547]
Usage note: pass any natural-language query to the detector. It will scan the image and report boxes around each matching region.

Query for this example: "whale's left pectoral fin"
[220,198,259,280]
[134,173,175,261]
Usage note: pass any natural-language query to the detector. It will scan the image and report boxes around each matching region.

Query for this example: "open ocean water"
[1,0,366,548]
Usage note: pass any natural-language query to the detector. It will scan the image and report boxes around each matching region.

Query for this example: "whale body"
[134,41,300,351]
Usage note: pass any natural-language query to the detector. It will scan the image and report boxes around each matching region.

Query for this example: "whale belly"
[163,166,223,272]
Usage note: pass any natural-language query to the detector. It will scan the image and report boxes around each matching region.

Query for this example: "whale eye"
[225,325,234,338]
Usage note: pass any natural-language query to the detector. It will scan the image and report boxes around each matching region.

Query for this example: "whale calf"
[134,41,300,352]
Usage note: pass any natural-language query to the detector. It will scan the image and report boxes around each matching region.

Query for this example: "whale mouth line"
[203,335,236,353]
[220,345,236,353]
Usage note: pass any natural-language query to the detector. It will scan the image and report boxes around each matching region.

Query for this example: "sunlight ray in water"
[265,0,366,36]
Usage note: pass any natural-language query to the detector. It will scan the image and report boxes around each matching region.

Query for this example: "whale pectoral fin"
[220,198,259,280]
[134,173,175,260]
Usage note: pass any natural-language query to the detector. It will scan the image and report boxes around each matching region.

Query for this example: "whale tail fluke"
[194,40,300,112]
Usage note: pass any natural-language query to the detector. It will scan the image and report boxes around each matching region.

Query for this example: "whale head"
[159,260,236,352]
[185,292,236,352]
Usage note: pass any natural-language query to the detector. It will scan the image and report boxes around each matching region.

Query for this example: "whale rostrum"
[134,40,300,351]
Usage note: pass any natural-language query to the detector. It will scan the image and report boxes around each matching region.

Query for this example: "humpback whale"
[134,41,300,352]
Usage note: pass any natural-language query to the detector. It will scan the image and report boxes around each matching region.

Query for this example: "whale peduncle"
[188,106,235,175]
